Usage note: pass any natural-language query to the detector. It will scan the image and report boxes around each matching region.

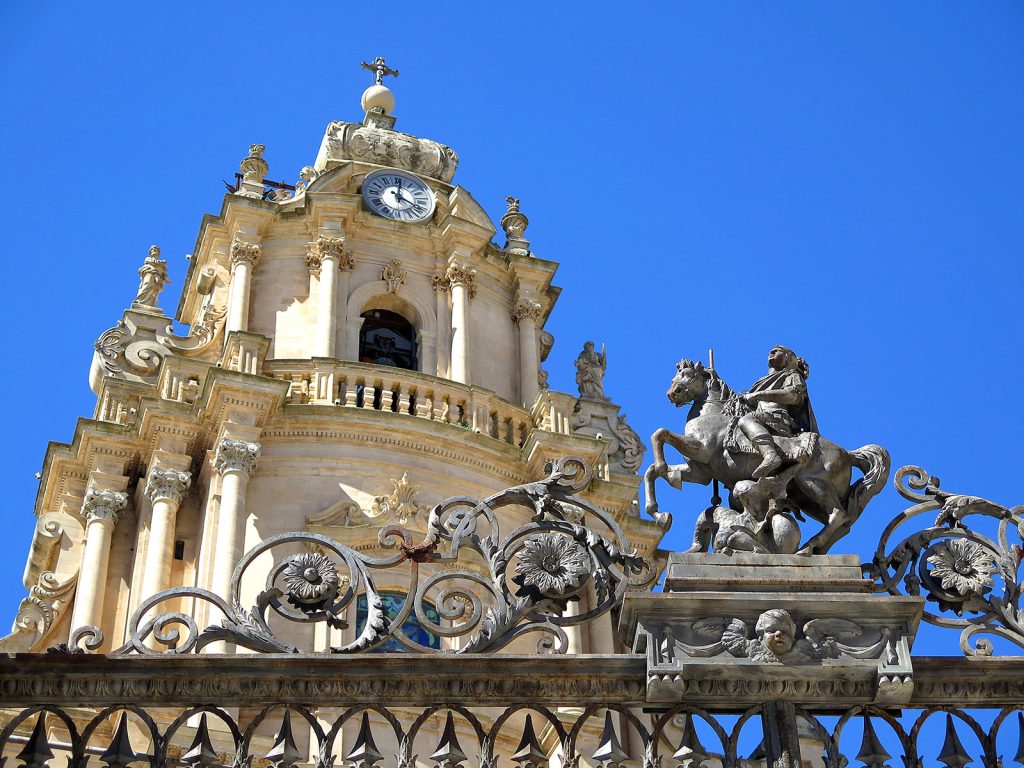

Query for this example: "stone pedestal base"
[620,553,923,707]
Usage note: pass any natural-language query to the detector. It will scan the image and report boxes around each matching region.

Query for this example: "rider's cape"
[748,369,818,435]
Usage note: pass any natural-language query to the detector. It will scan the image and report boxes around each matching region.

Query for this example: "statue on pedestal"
[132,245,169,310]
[643,347,889,555]
[575,341,607,401]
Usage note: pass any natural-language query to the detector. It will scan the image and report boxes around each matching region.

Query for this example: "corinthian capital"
[307,235,352,275]
[81,488,129,526]
[431,272,450,293]
[445,261,477,298]
[513,297,543,323]
[145,467,192,504]
[214,438,261,477]
[229,238,261,270]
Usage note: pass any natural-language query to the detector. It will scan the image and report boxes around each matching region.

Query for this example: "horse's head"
[668,359,707,407]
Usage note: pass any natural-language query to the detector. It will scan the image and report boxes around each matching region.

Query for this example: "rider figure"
[738,345,817,479]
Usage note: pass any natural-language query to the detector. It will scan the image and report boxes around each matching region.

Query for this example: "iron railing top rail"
[1,652,1022,709]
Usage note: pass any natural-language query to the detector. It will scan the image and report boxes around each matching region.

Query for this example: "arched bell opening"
[359,309,418,370]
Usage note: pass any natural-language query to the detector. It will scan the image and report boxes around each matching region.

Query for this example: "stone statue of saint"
[738,345,817,479]
[133,245,169,309]
[575,341,607,400]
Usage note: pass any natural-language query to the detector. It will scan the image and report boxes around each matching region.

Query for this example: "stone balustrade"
[263,360,535,448]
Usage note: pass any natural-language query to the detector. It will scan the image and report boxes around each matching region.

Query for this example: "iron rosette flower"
[923,537,996,614]
[512,532,592,614]
[282,552,341,610]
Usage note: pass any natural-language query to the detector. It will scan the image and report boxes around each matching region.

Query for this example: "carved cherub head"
[755,609,797,656]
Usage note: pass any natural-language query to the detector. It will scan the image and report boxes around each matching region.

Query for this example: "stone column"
[432,272,451,378]
[445,260,476,385]
[513,296,543,408]
[226,238,261,333]
[211,439,260,614]
[139,468,192,608]
[70,488,129,638]
[307,235,351,358]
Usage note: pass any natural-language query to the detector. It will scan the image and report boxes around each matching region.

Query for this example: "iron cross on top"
[361,56,399,85]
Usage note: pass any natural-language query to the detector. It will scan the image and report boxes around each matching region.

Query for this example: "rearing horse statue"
[644,358,890,555]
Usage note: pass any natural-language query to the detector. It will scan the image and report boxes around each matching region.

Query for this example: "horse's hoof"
[655,511,673,530]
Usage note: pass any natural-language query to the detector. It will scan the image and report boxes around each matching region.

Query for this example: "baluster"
[397,386,412,415]
[345,376,359,407]
[362,382,376,410]
[415,388,433,418]
[380,382,394,412]
[516,420,529,447]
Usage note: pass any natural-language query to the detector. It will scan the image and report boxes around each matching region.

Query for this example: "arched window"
[355,591,440,652]
[359,309,418,370]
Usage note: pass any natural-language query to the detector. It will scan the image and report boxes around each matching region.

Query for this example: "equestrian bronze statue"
[644,346,890,555]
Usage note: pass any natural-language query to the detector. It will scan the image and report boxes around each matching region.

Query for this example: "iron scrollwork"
[864,465,1024,656]
[111,456,654,655]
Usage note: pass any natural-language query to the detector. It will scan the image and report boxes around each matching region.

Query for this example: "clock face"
[362,170,436,222]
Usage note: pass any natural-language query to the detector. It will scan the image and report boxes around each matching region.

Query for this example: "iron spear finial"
[360,56,399,86]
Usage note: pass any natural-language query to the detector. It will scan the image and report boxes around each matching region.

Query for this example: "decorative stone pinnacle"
[81,487,129,526]
[214,438,261,477]
[240,145,268,183]
[230,238,261,270]
[145,467,192,505]
[361,56,399,85]
[501,196,530,256]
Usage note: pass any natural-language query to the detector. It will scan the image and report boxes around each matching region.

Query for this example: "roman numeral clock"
[362,168,436,222]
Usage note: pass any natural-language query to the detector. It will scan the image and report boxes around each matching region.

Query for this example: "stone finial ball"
[361,84,395,114]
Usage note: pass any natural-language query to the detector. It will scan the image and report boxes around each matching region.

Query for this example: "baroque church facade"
[1,61,664,661]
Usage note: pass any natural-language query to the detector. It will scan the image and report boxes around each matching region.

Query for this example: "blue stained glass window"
[355,591,441,651]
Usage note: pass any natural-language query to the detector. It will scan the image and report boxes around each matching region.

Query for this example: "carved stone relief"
[381,259,406,294]
[323,120,458,183]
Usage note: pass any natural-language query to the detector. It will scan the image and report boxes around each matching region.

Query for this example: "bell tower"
[1,61,665,658]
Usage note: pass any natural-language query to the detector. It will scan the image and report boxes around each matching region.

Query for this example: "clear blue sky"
[1,3,1021,655]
